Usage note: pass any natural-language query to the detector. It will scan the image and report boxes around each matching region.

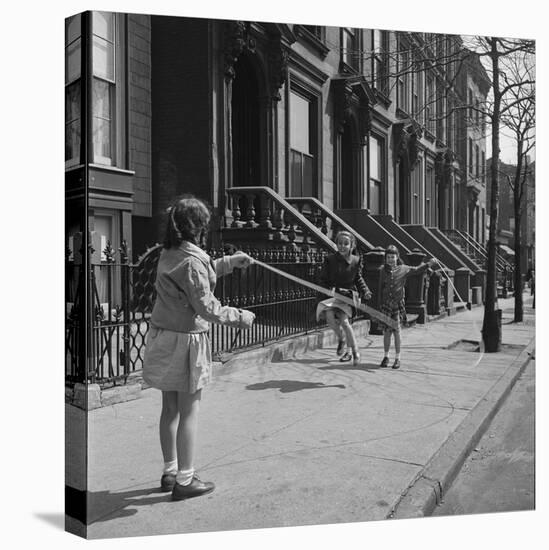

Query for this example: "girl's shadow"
[64,485,184,526]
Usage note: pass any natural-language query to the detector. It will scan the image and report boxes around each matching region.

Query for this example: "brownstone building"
[65,13,490,262]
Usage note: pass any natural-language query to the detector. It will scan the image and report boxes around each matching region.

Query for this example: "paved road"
[432,358,535,516]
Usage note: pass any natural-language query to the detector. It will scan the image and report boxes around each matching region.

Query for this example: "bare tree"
[498,51,535,321]
[462,36,535,350]
[347,32,535,347]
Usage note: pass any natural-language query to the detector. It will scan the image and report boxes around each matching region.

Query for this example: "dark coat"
[319,252,370,299]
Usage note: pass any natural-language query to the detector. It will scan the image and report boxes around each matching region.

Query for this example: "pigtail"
[170,205,183,242]
[163,196,211,249]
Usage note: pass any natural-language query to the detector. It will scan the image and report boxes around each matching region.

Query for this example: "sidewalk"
[72,295,535,539]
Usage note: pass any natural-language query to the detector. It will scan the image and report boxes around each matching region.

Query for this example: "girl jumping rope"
[316,231,372,366]
[143,196,255,501]
[379,245,437,369]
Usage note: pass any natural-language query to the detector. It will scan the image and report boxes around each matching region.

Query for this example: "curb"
[389,334,535,520]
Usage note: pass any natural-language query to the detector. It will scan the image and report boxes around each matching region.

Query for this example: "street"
[432,357,535,516]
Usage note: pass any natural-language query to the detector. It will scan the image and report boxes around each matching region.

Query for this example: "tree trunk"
[482,39,502,352]
[513,151,525,322]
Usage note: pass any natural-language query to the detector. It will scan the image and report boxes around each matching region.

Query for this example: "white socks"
[176,468,195,486]
[163,459,177,476]
[163,461,194,486]
[395,352,401,360]
[383,351,389,358]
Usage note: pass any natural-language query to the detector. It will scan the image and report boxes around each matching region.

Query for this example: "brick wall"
[128,14,152,219]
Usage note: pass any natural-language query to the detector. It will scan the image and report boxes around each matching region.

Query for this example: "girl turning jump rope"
[316,231,372,366]
[143,196,255,501]
[378,245,437,370]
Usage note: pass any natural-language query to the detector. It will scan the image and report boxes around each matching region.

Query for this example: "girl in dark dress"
[316,231,372,365]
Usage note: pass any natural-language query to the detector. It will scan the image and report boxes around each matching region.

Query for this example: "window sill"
[65,163,85,173]
[339,61,360,75]
[89,164,135,176]
[424,129,436,143]
[373,89,392,108]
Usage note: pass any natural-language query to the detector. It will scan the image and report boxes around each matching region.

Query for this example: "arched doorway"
[232,54,260,188]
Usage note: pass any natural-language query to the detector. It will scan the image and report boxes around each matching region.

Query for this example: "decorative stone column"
[454,267,472,306]
[405,249,428,324]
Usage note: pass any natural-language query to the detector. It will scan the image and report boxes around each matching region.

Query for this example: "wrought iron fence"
[66,243,369,387]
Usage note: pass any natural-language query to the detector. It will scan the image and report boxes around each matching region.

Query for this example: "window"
[411,158,423,223]
[372,30,389,95]
[468,88,473,120]
[341,28,359,71]
[289,91,316,197]
[468,138,473,174]
[302,26,323,40]
[436,81,445,141]
[447,97,453,148]
[475,144,480,178]
[426,74,435,134]
[92,12,116,165]
[368,135,384,214]
[411,57,422,119]
[425,164,435,226]
[446,37,455,81]
[65,14,82,167]
[481,151,486,183]
[397,46,409,112]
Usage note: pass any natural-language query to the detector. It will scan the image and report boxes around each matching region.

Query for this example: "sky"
[461,35,536,165]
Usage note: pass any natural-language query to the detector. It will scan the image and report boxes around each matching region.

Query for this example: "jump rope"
[248,255,485,365]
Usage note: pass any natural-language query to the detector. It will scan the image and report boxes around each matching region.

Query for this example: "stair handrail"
[226,186,337,253]
[285,196,375,254]
[455,230,512,271]
[453,230,489,263]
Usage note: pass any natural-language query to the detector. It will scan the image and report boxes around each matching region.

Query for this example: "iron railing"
[65,242,358,387]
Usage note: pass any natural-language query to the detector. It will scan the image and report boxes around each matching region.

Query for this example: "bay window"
[92,12,116,165]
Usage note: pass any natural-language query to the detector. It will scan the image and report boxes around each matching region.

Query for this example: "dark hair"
[163,195,211,249]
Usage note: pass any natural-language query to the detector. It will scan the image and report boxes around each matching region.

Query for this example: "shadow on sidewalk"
[245,380,346,393]
[318,362,383,372]
[86,485,175,525]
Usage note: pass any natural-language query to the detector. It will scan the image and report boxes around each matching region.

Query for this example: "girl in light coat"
[143,196,255,501]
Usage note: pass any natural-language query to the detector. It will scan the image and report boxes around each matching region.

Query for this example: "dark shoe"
[160,473,176,492]
[352,350,361,366]
[339,350,352,362]
[172,475,215,501]
[336,339,346,356]
[380,357,389,368]
[392,359,401,370]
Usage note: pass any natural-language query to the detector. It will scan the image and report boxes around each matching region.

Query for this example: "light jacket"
[150,241,245,333]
